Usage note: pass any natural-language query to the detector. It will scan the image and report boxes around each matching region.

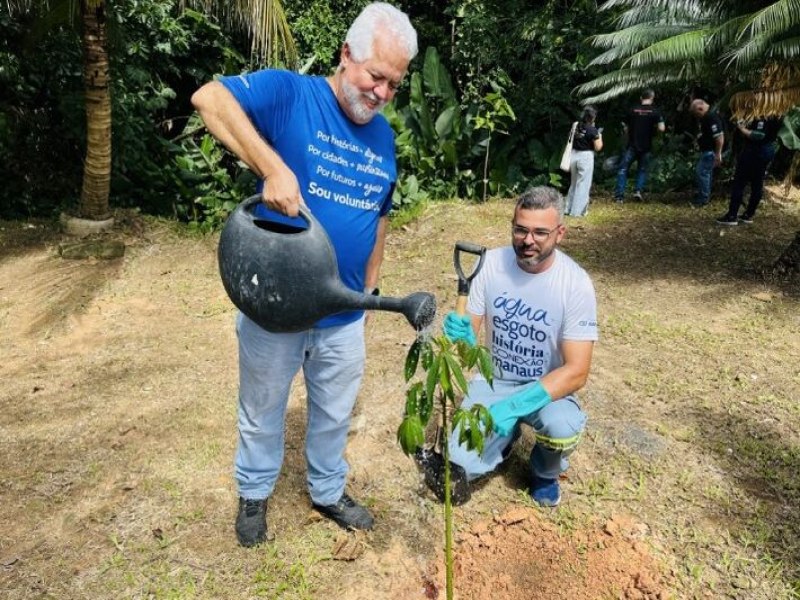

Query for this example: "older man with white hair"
[192,2,418,547]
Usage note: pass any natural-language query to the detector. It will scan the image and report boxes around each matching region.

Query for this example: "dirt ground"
[1,187,799,599]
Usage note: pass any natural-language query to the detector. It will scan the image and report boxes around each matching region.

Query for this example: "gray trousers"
[566,150,595,217]
[448,378,587,481]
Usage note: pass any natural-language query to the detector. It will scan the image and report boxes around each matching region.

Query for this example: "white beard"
[341,79,385,123]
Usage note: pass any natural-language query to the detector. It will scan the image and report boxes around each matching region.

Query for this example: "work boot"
[530,476,561,507]
[235,497,268,547]
[414,448,471,506]
[313,493,374,530]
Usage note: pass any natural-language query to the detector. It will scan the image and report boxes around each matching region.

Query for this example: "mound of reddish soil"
[426,509,667,600]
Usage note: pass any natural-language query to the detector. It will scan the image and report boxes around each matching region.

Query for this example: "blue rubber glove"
[489,382,552,437]
[443,311,476,346]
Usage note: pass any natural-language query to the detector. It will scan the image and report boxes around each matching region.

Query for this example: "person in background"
[715,115,783,225]
[614,89,665,203]
[191,2,417,547]
[689,98,725,208]
[565,106,603,217]
[432,186,598,507]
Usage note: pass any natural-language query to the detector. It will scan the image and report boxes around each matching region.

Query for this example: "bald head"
[690,99,709,117]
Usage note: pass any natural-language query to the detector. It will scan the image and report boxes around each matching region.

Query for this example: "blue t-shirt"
[221,70,397,327]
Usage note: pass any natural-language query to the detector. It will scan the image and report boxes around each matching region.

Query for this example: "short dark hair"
[641,89,655,100]
[515,186,565,220]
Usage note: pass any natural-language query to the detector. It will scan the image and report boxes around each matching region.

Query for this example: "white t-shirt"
[467,247,598,382]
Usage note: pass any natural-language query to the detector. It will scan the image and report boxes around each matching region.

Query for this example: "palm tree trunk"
[79,0,111,220]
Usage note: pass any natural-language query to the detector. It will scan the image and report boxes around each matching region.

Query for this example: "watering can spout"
[218,196,437,332]
[351,290,437,330]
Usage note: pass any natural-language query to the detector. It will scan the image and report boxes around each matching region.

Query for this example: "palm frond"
[588,25,692,65]
[583,0,800,115]
[765,35,800,60]
[575,64,698,97]
[616,2,712,28]
[721,34,772,68]
[730,86,800,119]
[599,0,704,14]
[740,0,800,41]
[589,23,691,51]
[706,14,750,51]
[578,71,689,105]
[186,0,297,67]
[624,28,711,68]
[729,62,800,117]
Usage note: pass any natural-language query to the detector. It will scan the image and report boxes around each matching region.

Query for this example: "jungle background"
[2,0,798,230]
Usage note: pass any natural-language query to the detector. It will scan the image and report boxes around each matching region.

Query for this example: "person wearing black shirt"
[716,116,782,225]
[689,99,725,207]
[614,89,665,203]
[565,106,603,217]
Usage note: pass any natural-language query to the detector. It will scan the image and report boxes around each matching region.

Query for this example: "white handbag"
[559,122,578,172]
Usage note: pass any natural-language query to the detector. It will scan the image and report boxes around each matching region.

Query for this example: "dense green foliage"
[1,0,796,223]
[0,11,84,217]
[110,2,247,214]
[0,0,245,218]
[579,0,800,115]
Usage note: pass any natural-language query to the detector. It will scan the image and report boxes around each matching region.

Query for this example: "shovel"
[453,241,487,315]
[416,240,487,505]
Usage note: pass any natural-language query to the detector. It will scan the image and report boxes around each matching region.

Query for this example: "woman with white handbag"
[564,106,603,217]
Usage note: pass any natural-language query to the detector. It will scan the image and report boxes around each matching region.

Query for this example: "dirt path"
[1,192,798,599]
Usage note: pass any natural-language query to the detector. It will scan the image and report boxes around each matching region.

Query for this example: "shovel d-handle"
[453,241,486,315]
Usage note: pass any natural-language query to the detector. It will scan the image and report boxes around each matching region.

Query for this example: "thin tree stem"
[441,396,454,600]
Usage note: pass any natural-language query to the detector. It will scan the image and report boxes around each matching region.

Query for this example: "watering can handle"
[242,194,317,232]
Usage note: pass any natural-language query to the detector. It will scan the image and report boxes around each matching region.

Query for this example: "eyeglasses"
[511,224,561,242]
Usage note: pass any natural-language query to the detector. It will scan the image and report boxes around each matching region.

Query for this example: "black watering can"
[218,196,437,333]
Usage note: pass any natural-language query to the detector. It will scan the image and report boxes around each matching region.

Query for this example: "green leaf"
[452,409,470,446]
[419,389,433,426]
[443,353,469,396]
[199,134,215,159]
[435,105,459,139]
[476,346,495,387]
[474,404,494,432]
[410,72,435,143]
[778,107,800,150]
[438,357,454,400]
[469,414,484,454]
[397,415,425,456]
[422,46,455,100]
[426,355,441,404]
[404,383,422,417]
[404,339,422,382]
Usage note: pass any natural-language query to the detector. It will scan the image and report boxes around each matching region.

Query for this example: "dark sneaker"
[739,214,754,224]
[235,497,268,547]
[313,493,374,530]
[414,448,471,506]
[614,196,624,204]
[715,214,738,226]
[633,191,643,202]
[530,476,561,507]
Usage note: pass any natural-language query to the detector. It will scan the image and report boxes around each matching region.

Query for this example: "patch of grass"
[390,198,433,230]
[3,193,799,599]
[251,545,316,599]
